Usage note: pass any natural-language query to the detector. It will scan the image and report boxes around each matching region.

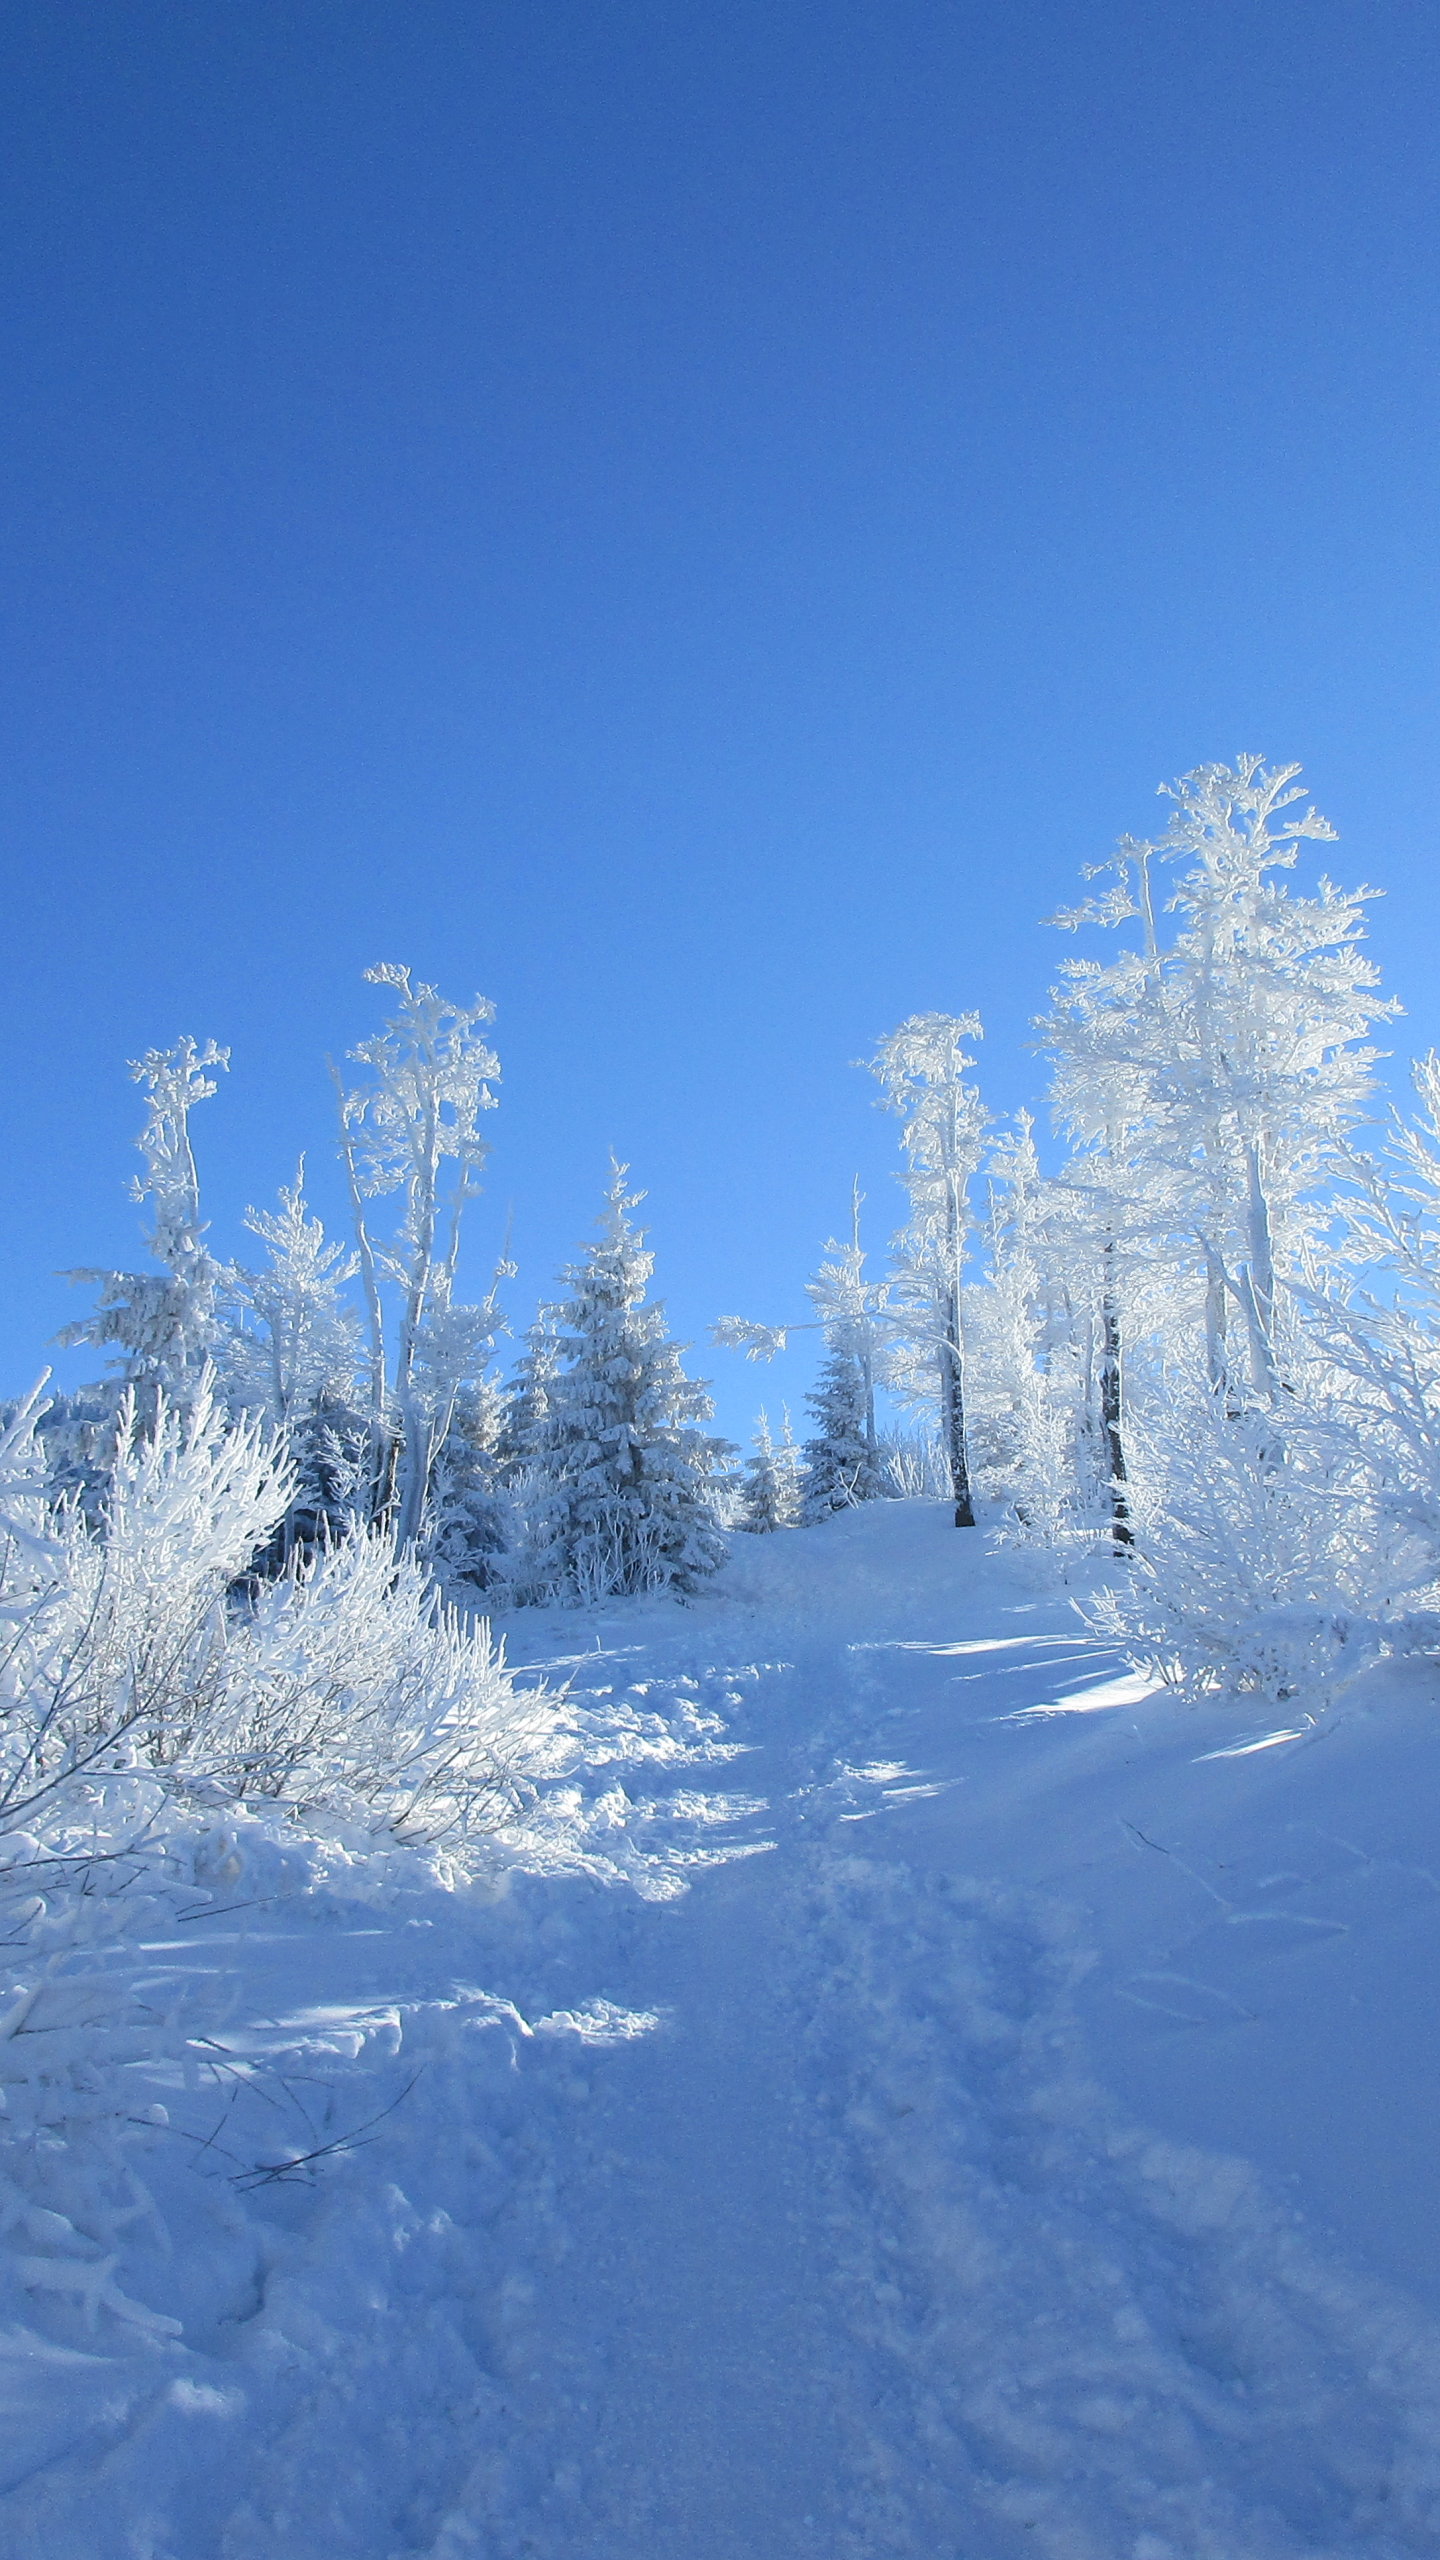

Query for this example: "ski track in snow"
[6,1505,1440,2557]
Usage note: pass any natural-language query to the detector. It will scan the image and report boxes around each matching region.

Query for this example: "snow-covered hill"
[6,1502,1440,2557]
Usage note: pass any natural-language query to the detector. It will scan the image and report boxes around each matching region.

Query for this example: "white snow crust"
[5,1500,1440,2557]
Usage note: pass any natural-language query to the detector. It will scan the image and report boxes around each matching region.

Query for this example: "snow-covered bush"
[0,1376,293,1831]
[0,1374,570,2327]
[214,1531,561,1839]
[1082,1374,1432,1709]
[876,1430,951,1499]
[2,1370,565,1851]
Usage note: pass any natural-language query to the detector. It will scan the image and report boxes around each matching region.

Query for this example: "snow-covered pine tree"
[741,1407,801,1531]
[514,1164,729,1602]
[801,1346,886,1521]
[806,1182,887,1485]
[496,1304,563,1486]
[424,1373,511,1597]
[777,1404,803,1521]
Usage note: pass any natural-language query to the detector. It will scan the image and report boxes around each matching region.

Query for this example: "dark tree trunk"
[939,1313,976,1528]
[1099,1246,1131,1551]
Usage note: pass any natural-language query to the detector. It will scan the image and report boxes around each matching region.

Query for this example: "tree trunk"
[1099,1244,1131,1550]
[939,1304,975,1528]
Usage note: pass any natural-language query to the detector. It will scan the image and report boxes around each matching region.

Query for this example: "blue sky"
[3,0,1439,1443]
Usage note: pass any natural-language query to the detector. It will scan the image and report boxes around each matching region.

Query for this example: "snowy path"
[8,1503,1440,2556]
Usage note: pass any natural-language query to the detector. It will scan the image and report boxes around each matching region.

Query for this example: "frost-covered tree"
[217,1168,369,1560]
[425,1373,511,1597]
[965,1114,1091,1547]
[1045,757,1413,1697]
[806,1182,888,1481]
[871,1013,989,1526]
[511,1165,729,1602]
[333,966,507,1547]
[496,1304,563,1486]
[222,1165,361,1426]
[741,1406,801,1532]
[801,1347,886,1521]
[1293,1049,1440,1600]
[712,1191,890,1526]
[711,1184,892,1489]
[1042,757,1394,1410]
[58,1039,230,1418]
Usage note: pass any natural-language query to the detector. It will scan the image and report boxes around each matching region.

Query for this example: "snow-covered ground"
[6,1500,1440,2557]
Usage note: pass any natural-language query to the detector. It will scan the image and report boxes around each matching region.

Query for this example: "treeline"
[31,973,970,1600]
[19,750,1440,1715]
[38,971,731,1608]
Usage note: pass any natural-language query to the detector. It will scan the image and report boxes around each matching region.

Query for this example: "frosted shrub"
[877,1431,952,1500]
[1083,1380,1424,1710]
[2,1371,560,1845]
[0,1376,292,1830]
[0,1377,564,2332]
[216,1530,562,1841]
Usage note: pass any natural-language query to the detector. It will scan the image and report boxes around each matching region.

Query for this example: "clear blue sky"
[3,0,1438,1443]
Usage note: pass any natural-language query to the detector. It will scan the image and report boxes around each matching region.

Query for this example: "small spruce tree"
[801,1347,887,1522]
[514,1164,729,1601]
[741,1406,801,1532]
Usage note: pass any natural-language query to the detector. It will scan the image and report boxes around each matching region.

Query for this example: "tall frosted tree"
[1043,757,1394,1410]
[59,1039,230,1415]
[1046,758,1409,1702]
[966,1113,1088,1546]
[871,1013,989,1527]
[333,965,507,1547]
[514,1164,729,1602]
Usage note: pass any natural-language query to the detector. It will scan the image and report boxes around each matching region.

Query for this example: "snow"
[6,1500,1440,2556]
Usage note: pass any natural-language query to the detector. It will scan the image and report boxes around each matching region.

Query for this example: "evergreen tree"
[801,1347,886,1522]
[806,1183,886,1481]
[425,1374,511,1597]
[496,1305,563,1486]
[741,1406,801,1532]
[514,1164,729,1602]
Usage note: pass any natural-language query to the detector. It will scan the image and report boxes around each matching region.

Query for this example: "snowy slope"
[5,1501,1440,2557]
